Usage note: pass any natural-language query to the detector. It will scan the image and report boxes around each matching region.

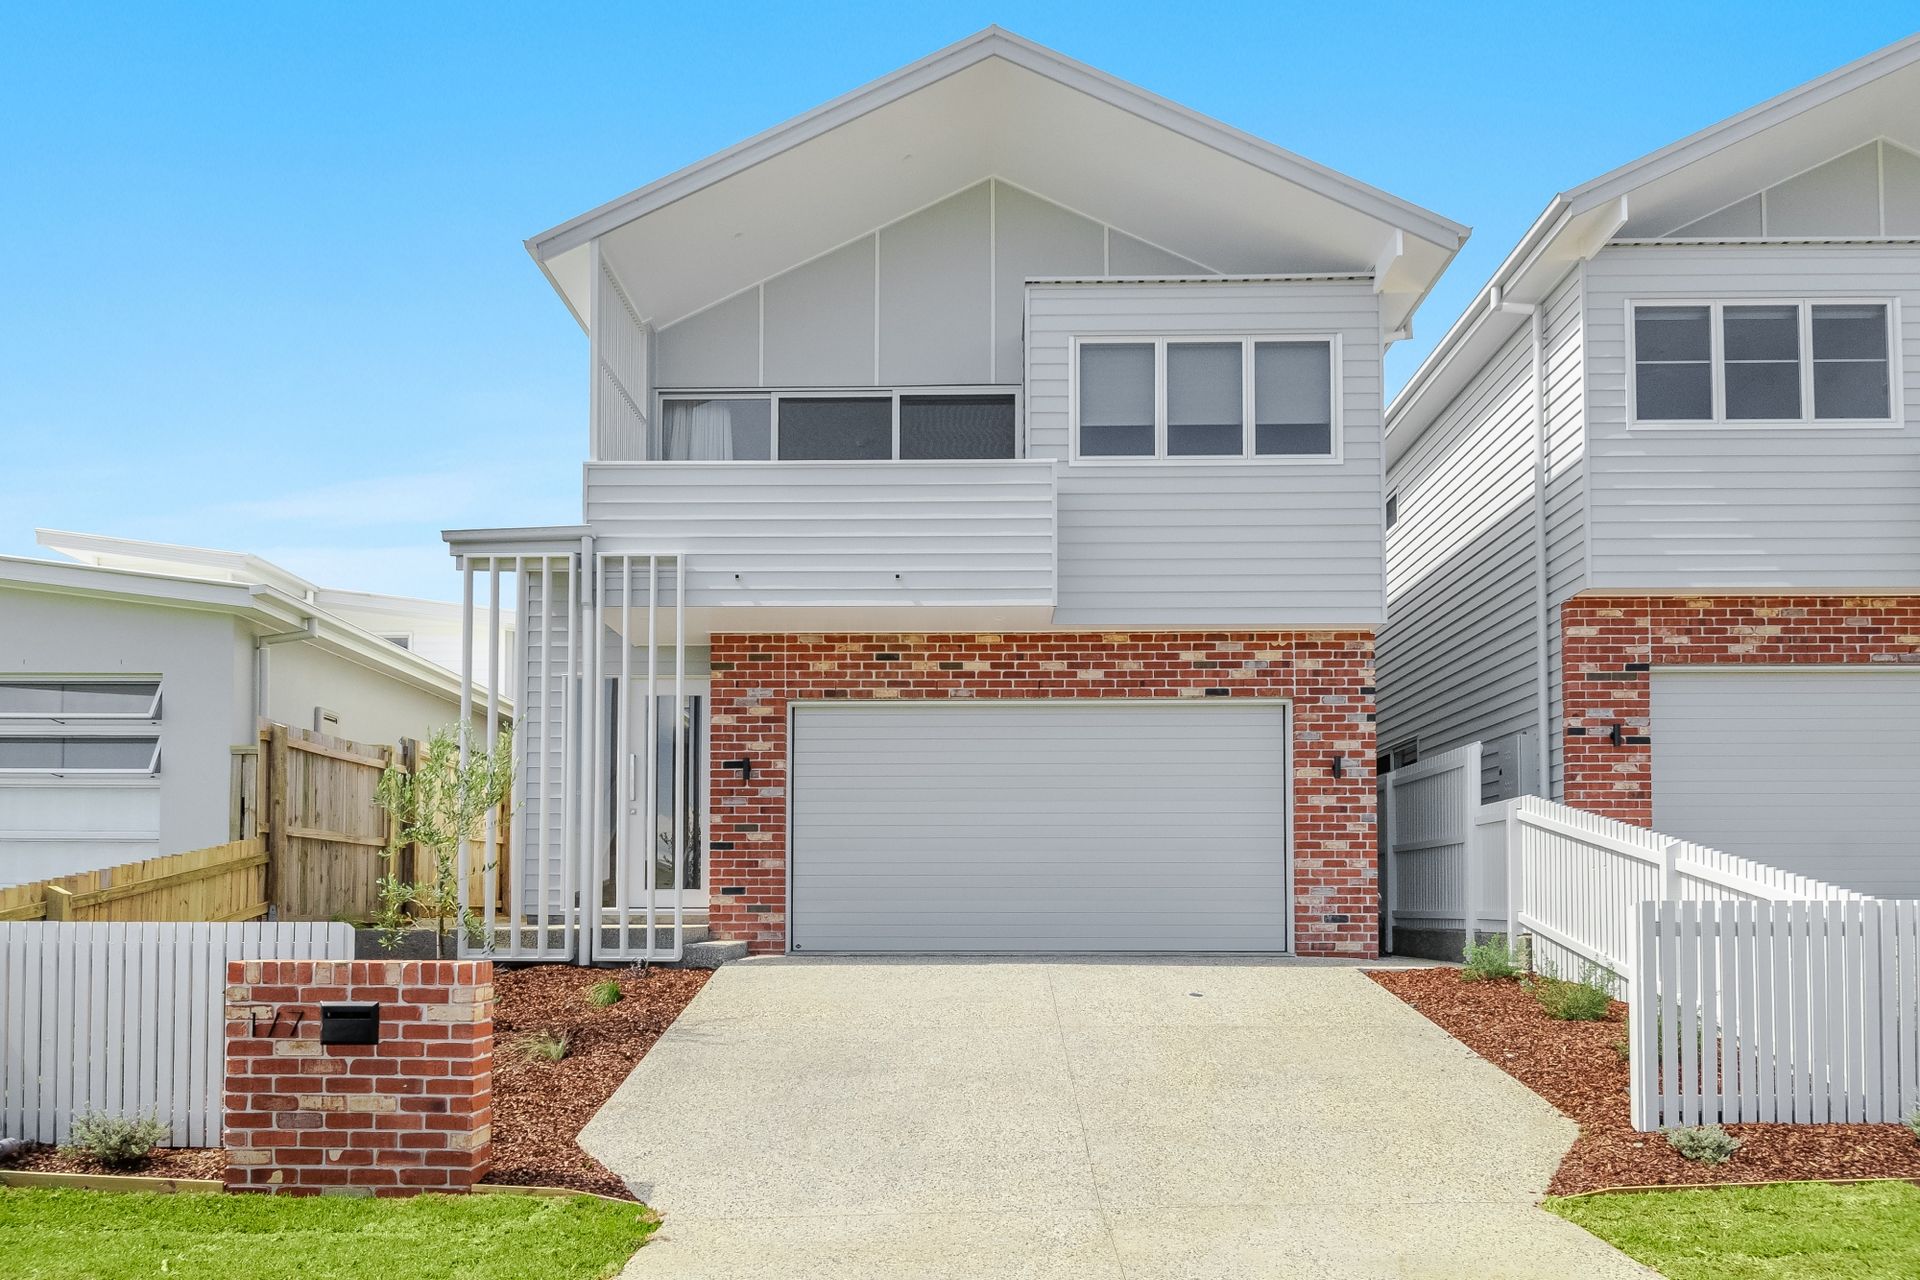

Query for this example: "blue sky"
[3,3,1914,601]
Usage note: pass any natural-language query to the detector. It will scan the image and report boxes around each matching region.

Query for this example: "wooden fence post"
[43,885,73,921]
[265,724,290,915]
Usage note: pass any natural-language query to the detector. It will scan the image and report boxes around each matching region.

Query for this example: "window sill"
[1066,455,1343,466]
[1626,419,1903,432]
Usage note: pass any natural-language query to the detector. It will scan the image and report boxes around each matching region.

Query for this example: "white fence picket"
[1631,900,1920,1132]
[0,921,354,1147]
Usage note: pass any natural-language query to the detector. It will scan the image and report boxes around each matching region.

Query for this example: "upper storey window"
[1074,336,1337,460]
[1631,302,1895,425]
[652,392,1015,460]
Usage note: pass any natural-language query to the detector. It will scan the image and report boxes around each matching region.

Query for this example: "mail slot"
[319,1003,381,1045]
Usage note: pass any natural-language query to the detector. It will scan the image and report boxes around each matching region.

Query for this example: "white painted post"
[1505,801,1522,956]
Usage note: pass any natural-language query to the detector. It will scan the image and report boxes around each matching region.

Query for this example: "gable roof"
[527,27,1467,336]
[1386,31,1920,462]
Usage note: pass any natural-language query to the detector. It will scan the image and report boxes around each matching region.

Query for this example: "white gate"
[0,921,352,1146]
[448,532,693,965]
[1379,742,1496,951]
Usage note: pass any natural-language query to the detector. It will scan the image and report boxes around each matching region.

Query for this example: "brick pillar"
[224,959,493,1196]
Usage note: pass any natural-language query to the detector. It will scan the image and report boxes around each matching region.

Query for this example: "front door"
[603,677,708,912]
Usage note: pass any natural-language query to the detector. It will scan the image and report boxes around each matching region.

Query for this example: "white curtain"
[661,400,735,460]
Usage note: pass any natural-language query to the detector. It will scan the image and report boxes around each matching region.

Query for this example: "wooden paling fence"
[234,725,509,923]
[1631,899,1920,1131]
[0,921,353,1146]
[0,840,266,925]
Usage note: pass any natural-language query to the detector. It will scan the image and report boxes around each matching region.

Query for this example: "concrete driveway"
[580,958,1650,1279]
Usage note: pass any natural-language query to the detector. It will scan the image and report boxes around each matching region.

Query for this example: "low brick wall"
[223,959,493,1196]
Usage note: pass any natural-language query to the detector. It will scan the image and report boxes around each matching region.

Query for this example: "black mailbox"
[319,1003,381,1045]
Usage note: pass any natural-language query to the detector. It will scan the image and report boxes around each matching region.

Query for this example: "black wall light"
[722,757,753,781]
[1330,754,1345,779]
[1608,723,1625,748]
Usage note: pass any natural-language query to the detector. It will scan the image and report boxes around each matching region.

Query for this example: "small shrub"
[1529,963,1615,1022]
[1613,1035,1631,1063]
[510,1029,571,1066]
[1907,1109,1920,1143]
[60,1113,168,1169]
[1666,1124,1741,1165]
[587,978,624,1008]
[1461,935,1520,982]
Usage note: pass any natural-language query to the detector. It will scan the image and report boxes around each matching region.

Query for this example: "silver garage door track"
[580,958,1651,1280]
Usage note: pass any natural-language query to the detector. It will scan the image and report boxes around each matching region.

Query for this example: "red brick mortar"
[223,959,493,1196]
[705,631,1377,958]
[1562,595,1920,825]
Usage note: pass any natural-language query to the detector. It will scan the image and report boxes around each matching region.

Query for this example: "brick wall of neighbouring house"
[224,960,493,1196]
[706,631,1377,957]
[1562,595,1920,824]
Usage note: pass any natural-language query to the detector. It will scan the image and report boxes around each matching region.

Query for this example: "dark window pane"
[1722,305,1799,362]
[1814,361,1891,419]
[1812,304,1888,360]
[1635,362,1713,420]
[0,681,159,715]
[1254,342,1333,456]
[657,398,771,460]
[0,737,156,769]
[1813,304,1891,419]
[1725,360,1801,419]
[1635,306,1711,362]
[1079,344,1154,456]
[1167,342,1242,456]
[1080,424,1155,456]
[899,396,1016,459]
[776,397,892,460]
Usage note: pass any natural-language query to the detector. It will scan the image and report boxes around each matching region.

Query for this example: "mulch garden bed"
[0,963,709,1199]
[1369,966,1920,1195]
[484,964,709,1198]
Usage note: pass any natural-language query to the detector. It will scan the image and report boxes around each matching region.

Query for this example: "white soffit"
[1386,32,1920,462]
[527,28,1465,335]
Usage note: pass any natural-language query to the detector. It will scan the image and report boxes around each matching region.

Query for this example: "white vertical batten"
[457,560,473,934]
[618,554,632,949]
[645,556,658,948]
[672,555,687,955]
[484,561,500,938]
[509,555,525,954]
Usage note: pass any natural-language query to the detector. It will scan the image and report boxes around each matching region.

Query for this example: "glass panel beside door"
[602,678,707,911]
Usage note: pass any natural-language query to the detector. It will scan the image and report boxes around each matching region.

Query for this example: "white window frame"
[1626,298,1902,429]
[651,387,1025,461]
[1067,333,1343,464]
[0,676,163,778]
[0,676,162,722]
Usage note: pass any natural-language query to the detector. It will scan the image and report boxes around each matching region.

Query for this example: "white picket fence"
[0,921,353,1147]
[1499,796,1867,999]
[1631,899,1920,1131]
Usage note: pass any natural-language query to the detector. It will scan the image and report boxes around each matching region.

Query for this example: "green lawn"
[1550,1180,1920,1279]
[0,1187,660,1280]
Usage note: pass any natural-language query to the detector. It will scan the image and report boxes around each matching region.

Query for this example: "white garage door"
[790,702,1290,953]
[1652,671,1920,897]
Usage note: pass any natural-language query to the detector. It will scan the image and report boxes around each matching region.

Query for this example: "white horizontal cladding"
[1584,243,1920,589]
[1027,280,1387,627]
[584,459,1057,610]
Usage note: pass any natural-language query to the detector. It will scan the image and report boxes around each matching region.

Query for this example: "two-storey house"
[1380,34,1920,909]
[446,29,1465,961]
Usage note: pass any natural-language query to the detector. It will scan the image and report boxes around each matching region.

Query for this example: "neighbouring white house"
[1378,33,1920,901]
[0,530,511,883]
[443,27,1467,964]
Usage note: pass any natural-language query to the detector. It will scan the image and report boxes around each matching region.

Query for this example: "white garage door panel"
[1653,671,1920,897]
[792,702,1289,952]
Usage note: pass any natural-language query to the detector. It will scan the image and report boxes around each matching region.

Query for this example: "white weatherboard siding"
[789,702,1290,952]
[1379,271,1586,791]
[1651,670,1920,897]
[1028,280,1385,626]
[584,461,1056,610]
[1584,244,1920,589]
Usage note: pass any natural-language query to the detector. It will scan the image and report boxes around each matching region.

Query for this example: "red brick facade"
[223,960,493,1196]
[706,631,1377,957]
[1562,595,1920,824]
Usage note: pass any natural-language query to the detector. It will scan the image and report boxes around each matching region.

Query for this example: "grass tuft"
[511,1029,572,1066]
[586,979,624,1009]
[1527,964,1614,1022]
[1460,935,1520,982]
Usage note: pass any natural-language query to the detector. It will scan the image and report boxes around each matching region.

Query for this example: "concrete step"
[677,937,750,968]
